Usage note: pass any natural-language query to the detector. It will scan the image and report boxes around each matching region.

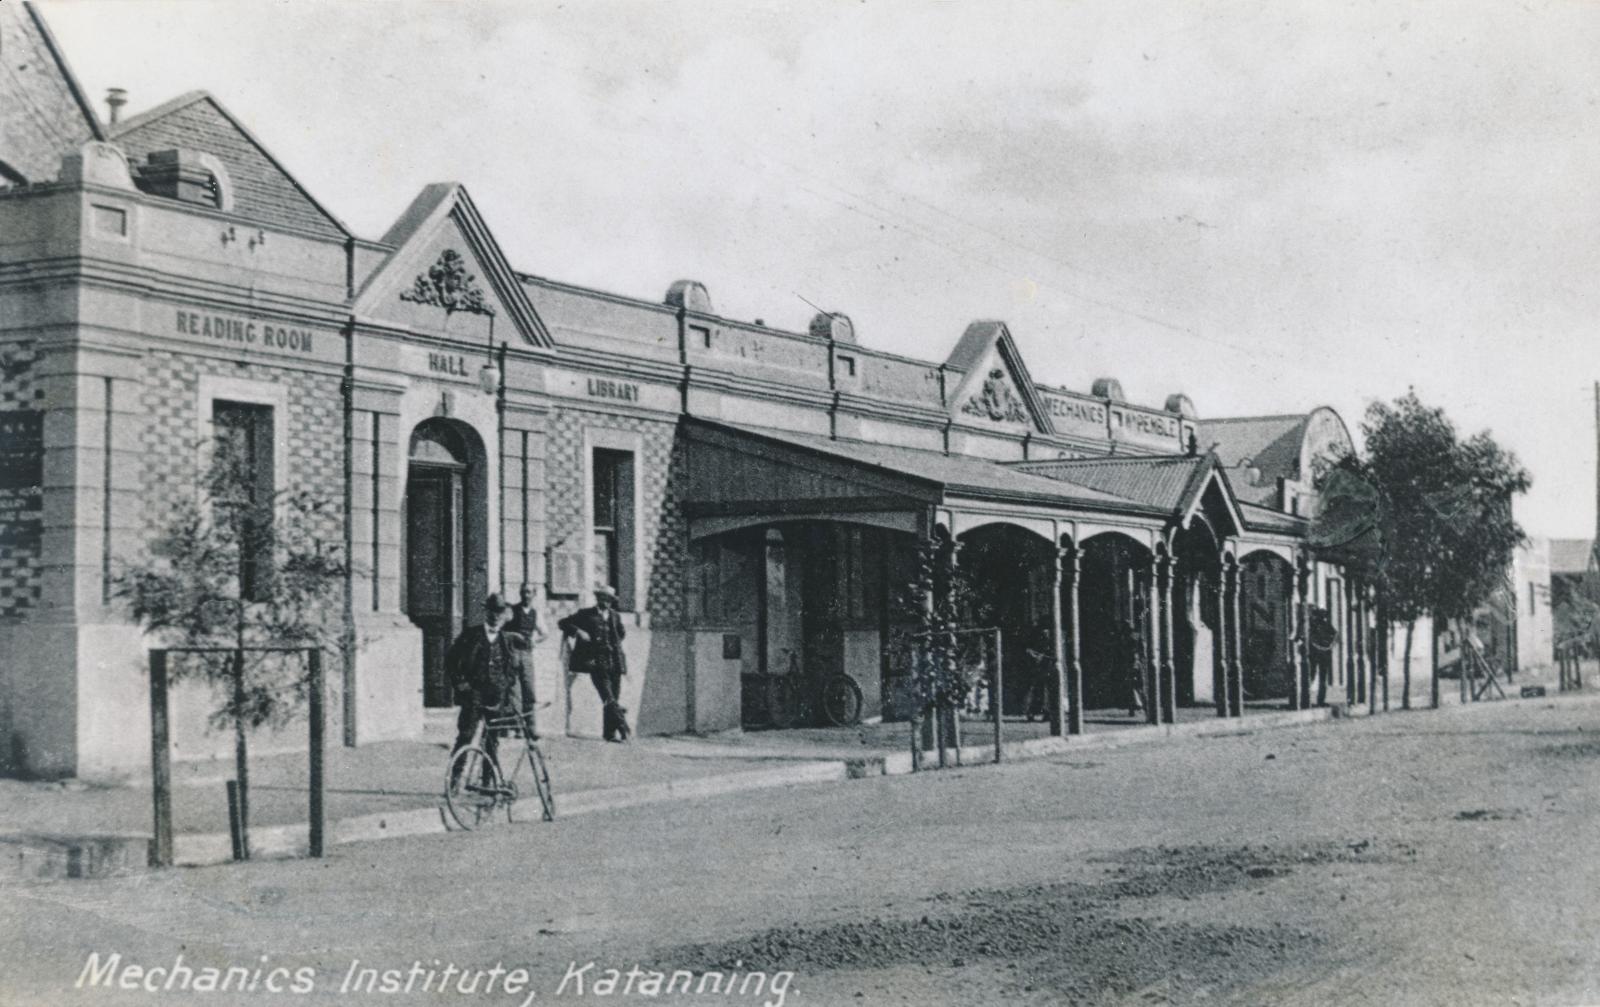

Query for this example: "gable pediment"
[356,184,551,348]
[946,322,1053,435]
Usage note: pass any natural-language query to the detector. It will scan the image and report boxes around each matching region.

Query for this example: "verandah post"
[308,648,325,859]
[992,627,1004,764]
[148,649,173,868]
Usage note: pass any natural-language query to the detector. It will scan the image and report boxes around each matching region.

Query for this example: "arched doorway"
[1078,532,1153,716]
[1173,519,1223,708]
[956,523,1054,716]
[403,418,489,708]
[1240,551,1295,703]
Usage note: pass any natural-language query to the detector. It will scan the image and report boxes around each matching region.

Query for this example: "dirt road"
[5,697,1599,1006]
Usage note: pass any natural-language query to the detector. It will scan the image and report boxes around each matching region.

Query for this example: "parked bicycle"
[764,650,865,728]
[444,708,555,830]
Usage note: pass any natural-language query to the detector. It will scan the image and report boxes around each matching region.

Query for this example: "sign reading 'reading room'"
[174,310,317,355]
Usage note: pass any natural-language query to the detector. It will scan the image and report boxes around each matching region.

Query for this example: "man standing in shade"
[509,583,548,650]
[559,584,630,741]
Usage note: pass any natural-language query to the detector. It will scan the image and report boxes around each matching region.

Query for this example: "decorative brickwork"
[544,408,685,629]
[0,342,43,619]
[137,351,345,554]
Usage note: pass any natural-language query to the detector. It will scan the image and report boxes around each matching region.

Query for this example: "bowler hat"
[485,592,509,613]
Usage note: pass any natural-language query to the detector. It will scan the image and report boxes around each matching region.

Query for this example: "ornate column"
[1228,554,1244,717]
[1145,557,1161,725]
[1160,546,1177,724]
[1048,543,1066,738]
[1292,552,1312,710]
[1064,542,1083,736]
[1214,563,1229,719]
[1356,576,1369,704]
[1342,575,1357,702]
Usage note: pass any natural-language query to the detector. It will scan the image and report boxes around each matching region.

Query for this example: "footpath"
[1,668,1583,881]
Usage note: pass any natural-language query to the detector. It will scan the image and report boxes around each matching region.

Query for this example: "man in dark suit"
[447,593,536,784]
[559,584,630,741]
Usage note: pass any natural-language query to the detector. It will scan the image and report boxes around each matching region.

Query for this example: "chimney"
[105,88,128,126]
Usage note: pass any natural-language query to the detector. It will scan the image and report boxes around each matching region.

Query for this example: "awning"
[682,418,1165,539]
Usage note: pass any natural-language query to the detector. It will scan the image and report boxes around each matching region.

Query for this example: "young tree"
[1313,391,1530,707]
[115,438,349,855]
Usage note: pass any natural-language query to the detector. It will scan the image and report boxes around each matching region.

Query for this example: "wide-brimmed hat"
[594,584,618,601]
[485,592,510,613]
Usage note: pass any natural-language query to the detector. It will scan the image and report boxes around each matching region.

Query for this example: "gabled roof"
[943,320,1055,435]
[1011,452,1245,535]
[357,183,553,348]
[107,89,350,238]
[0,2,104,182]
[1196,414,1308,475]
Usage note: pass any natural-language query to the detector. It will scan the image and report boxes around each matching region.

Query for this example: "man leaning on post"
[560,584,630,742]
[447,592,537,785]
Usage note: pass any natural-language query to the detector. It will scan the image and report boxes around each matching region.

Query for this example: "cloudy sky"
[41,0,1600,538]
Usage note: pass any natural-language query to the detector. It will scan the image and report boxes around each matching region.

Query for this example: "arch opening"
[403,417,490,708]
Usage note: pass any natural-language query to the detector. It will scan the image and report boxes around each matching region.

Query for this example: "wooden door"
[408,465,465,707]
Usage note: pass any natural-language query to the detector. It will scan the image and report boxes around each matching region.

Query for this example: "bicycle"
[444,709,555,830]
[765,650,865,728]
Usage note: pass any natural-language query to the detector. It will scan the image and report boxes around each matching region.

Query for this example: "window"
[691,325,712,349]
[213,400,275,601]
[591,448,635,609]
[837,354,856,378]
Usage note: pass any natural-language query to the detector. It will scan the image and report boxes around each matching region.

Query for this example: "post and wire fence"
[147,646,326,868]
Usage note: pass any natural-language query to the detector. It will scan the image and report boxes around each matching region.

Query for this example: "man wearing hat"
[559,584,630,741]
[447,592,537,781]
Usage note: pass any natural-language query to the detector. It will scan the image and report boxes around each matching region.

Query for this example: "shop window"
[213,400,275,601]
[591,448,635,609]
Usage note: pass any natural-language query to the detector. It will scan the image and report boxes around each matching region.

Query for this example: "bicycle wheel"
[445,746,508,831]
[821,673,864,727]
[508,742,555,823]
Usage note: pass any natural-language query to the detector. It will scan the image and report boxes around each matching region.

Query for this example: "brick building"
[1,3,1380,778]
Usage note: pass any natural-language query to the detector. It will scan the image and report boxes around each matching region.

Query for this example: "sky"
[39,0,1600,539]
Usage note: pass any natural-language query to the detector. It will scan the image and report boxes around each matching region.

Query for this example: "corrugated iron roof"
[1011,454,1210,513]
[691,419,1159,515]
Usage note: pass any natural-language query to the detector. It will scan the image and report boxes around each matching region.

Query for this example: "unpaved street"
[6,697,1600,1006]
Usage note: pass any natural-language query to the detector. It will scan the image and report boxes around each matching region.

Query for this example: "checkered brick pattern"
[545,409,686,629]
[138,351,345,553]
[0,341,43,620]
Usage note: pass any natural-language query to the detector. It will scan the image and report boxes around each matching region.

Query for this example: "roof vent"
[809,312,855,343]
[664,280,713,314]
[1092,378,1125,403]
[105,88,128,125]
[1164,393,1197,418]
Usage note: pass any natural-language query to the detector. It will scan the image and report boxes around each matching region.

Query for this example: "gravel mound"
[650,840,1403,1003]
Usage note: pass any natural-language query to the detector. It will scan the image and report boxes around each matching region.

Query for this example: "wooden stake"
[148,650,173,868]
